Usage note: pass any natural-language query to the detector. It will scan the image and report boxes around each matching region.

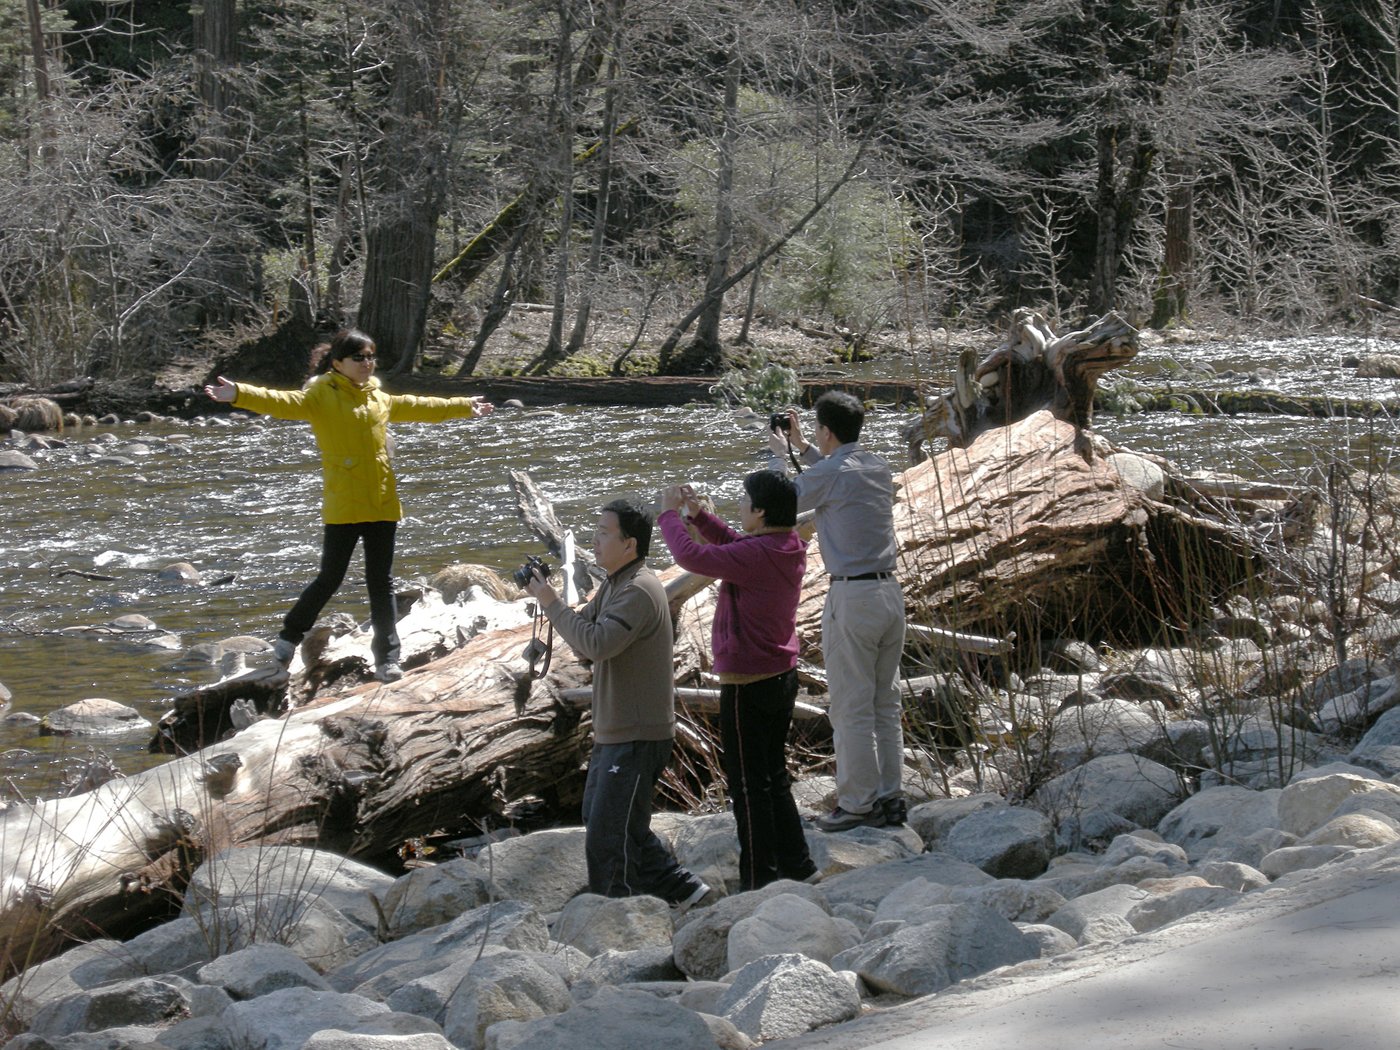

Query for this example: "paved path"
[772,843,1400,1050]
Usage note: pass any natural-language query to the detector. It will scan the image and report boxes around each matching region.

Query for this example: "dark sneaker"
[673,879,717,914]
[881,796,908,826]
[815,806,886,833]
[375,661,404,683]
[272,637,296,667]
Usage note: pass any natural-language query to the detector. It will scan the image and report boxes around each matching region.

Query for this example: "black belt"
[830,571,894,581]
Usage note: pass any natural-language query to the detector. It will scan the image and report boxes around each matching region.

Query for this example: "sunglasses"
[345,353,377,364]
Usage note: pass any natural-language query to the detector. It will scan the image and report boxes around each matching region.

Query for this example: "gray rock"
[184,846,393,940]
[1277,772,1400,837]
[1034,753,1182,827]
[907,794,1008,847]
[726,893,859,971]
[1205,715,1331,768]
[330,900,549,997]
[942,805,1055,878]
[572,947,683,997]
[1355,705,1400,749]
[551,893,674,956]
[1054,808,1141,853]
[1041,638,1103,673]
[806,824,922,877]
[1317,676,1399,735]
[443,951,573,1050]
[485,986,717,1050]
[1347,745,1400,778]
[948,880,1068,923]
[1196,860,1270,892]
[150,1014,231,1050]
[831,904,1036,998]
[220,987,390,1050]
[1096,673,1182,710]
[1077,913,1137,944]
[1155,786,1283,860]
[1124,885,1241,932]
[1100,833,1190,871]
[1329,790,1400,826]
[1259,844,1357,879]
[0,449,38,470]
[1301,813,1400,848]
[1045,884,1151,940]
[476,828,589,911]
[672,881,827,981]
[199,894,364,973]
[196,943,331,999]
[1016,923,1078,958]
[717,954,861,1040]
[117,916,220,976]
[0,940,135,1028]
[303,1028,454,1050]
[666,812,742,892]
[816,850,993,912]
[28,975,203,1036]
[39,698,151,736]
[380,858,497,938]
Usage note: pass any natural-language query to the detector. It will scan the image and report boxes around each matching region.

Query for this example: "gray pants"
[822,577,906,814]
[582,738,700,903]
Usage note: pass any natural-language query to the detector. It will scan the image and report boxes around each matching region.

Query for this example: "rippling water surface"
[2,333,1399,797]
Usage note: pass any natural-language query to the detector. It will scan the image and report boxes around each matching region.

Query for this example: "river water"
[2,334,1399,799]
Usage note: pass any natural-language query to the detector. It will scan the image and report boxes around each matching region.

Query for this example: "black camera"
[512,554,552,589]
[769,412,792,432]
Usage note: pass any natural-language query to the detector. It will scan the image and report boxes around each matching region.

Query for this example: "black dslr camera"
[512,554,552,589]
[769,411,792,433]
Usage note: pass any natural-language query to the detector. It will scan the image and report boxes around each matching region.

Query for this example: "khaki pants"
[822,577,906,814]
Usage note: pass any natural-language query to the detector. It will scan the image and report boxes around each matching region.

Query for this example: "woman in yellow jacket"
[204,328,493,682]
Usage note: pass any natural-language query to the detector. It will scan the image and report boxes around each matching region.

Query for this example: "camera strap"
[525,607,554,680]
[785,435,804,474]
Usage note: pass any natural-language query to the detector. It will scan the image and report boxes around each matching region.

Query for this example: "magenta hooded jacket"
[657,508,807,677]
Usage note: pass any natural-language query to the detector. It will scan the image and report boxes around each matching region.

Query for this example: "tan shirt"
[543,559,675,744]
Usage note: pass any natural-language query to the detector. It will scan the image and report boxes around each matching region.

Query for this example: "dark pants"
[281,520,400,665]
[721,669,816,890]
[582,739,701,903]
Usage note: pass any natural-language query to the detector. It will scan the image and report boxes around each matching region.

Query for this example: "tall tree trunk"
[685,43,741,373]
[23,0,54,167]
[541,0,576,366]
[359,0,449,375]
[1151,157,1194,327]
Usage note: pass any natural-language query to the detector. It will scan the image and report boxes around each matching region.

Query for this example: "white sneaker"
[375,661,404,683]
[272,638,296,666]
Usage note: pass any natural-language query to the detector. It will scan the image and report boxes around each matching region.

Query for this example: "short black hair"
[744,469,797,527]
[601,497,654,558]
[815,391,864,445]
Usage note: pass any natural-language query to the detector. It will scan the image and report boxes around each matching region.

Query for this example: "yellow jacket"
[232,371,479,524]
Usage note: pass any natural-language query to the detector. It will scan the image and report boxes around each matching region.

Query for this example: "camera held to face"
[769,412,792,433]
[512,554,552,589]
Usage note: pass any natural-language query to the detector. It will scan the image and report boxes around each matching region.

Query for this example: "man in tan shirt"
[526,498,710,907]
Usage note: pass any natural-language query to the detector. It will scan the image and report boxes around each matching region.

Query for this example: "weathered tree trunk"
[905,309,1139,462]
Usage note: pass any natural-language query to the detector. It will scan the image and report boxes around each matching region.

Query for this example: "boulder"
[1047,699,1170,760]
[1016,923,1078,958]
[717,954,861,1040]
[1034,753,1182,827]
[948,880,1068,924]
[1317,676,1400,735]
[551,893,675,956]
[27,975,205,1037]
[0,449,38,471]
[159,562,202,583]
[806,824,922,877]
[1045,884,1151,940]
[672,881,827,981]
[196,943,332,999]
[572,947,684,996]
[907,794,1008,847]
[1123,885,1241,933]
[665,812,742,892]
[1300,813,1400,849]
[1106,452,1165,499]
[831,904,1036,998]
[1276,773,1399,837]
[476,828,589,911]
[816,851,993,912]
[1155,786,1283,859]
[303,1028,455,1050]
[0,940,134,1028]
[442,951,573,1050]
[1259,845,1357,879]
[379,857,497,938]
[485,986,717,1050]
[1196,860,1270,892]
[330,900,550,998]
[941,805,1055,878]
[220,987,390,1050]
[39,698,151,736]
[726,893,860,971]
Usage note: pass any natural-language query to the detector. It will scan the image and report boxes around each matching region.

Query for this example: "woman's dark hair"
[744,469,797,527]
[601,497,654,558]
[311,328,376,375]
[815,390,864,444]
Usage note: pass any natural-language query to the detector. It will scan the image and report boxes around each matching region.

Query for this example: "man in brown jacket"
[526,497,710,908]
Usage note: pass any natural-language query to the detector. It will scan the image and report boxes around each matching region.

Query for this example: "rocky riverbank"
[7,731,1400,1050]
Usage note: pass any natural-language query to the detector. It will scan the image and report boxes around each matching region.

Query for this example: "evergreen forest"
[3,0,1399,385]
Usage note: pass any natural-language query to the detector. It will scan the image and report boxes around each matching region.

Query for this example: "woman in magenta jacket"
[658,470,817,889]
